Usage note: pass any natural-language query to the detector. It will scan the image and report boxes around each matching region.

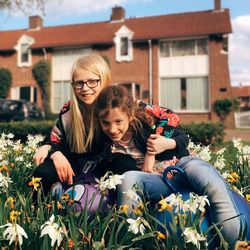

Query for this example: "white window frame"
[114,25,134,62]
[51,80,71,113]
[160,38,208,58]
[10,86,37,102]
[159,76,209,113]
[14,34,34,67]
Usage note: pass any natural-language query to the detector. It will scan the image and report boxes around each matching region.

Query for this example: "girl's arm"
[33,102,69,164]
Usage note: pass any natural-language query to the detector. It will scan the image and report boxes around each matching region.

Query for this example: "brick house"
[0,0,235,127]
[232,85,250,111]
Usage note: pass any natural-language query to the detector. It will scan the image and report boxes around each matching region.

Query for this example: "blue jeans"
[118,156,240,247]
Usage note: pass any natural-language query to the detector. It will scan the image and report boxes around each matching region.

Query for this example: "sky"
[0,0,250,86]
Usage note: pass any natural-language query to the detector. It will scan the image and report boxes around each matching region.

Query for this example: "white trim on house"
[113,25,134,62]
[14,34,35,67]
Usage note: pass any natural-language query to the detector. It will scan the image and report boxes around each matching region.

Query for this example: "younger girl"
[94,85,240,248]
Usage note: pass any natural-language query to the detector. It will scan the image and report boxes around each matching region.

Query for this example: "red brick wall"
[0,49,51,108]
[1,36,235,127]
[209,35,235,128]
[98,42,150,101]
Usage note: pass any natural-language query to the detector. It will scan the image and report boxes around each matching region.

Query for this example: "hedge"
[0,120,224,146]
[0,120,54,142]
[182,122,225,146]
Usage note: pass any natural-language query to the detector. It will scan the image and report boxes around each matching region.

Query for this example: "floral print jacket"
[103,101,190,162]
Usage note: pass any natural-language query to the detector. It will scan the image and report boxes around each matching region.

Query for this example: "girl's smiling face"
[99,107,132,142]
[73,69,102,105]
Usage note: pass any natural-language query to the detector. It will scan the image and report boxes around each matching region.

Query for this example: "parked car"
[0,99,45,122]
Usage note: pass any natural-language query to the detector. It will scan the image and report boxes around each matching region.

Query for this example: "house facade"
[232,85,250,111]
[0,0,235,127]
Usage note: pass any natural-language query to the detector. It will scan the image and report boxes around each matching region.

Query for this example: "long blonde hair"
[69,54,111,153]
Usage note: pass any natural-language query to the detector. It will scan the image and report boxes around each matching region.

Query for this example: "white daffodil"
[40,214,67,247]
[6,133,14,139]
[214,156,226,170]
[165,193,189,213]
[0,172,12,193]
[197,146,211,162]
[188,193,210,214]
[183,227,206,249]
[123,188,142,203]
[126,217,151,235]
[95,172,123,192]
[106,174,123,190]
[233,138,243,151]
[0,222,28,246]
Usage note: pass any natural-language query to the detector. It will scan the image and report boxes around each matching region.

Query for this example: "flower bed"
[0,133,249,249]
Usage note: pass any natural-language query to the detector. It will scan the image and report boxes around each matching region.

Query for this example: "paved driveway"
[224,129,250,142]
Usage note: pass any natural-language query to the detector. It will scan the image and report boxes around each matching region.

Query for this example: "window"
[120,37,129,56]
[15,35,34,67]
[172,40,195,56]
[160,39,208,57]
[197,39,208,55]
[52,81,71,113]
[160,42,170,57]
[160,77,209,111]
[11,86,38,103]
[20,86,31,101]
[21,44,29,63]
[114,25,134,62]
[116,83,141,99]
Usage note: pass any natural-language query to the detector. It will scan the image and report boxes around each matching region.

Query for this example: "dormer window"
[14,34,34,67]
[114,25,134,62]
[21,43,29,63]
[121,37,129,56]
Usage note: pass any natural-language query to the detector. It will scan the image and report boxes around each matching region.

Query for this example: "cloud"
[43,0,129,18]
[230,15,250,86]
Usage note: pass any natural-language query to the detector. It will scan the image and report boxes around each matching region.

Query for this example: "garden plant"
[0,133,249,249]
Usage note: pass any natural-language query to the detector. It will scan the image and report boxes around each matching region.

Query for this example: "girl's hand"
[33,144,51,166]
[147,134,176,155]
[50,151,75,185]
[142,153,157,173]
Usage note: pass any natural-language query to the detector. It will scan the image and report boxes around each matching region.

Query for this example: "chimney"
[214,0,221,10]
[110,6,125,22]
[29,15,43,30]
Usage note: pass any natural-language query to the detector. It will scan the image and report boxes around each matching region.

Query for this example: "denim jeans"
[118,155,240,247]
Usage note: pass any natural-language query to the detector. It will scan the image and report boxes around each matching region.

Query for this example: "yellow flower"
[46,203,52,210]
[57,201,63,210]
[119,204,129,214]
[246,194,250,203]
[133,207,143,216]
[231,172,240,179]
[10,210,21,223]
[0,165,8,172]
[68,199,75,206]
[156,231,166,240]
[5,197,15,209]
[159,199,173,212]
[60,192,70,202]
[68,239,74,248]
[28,177,42,191]
[133,202,145,216]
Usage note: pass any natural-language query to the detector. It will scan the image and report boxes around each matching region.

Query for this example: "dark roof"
[0,9,232,51]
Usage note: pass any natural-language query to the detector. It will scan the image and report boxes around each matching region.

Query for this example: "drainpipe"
[148,39,153,104]
[42,48,47,61]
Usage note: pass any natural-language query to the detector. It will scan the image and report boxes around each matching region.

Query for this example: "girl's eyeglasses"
[71,79,101,90]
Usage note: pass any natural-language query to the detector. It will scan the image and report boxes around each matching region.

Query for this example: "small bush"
[182,122,225,146]
[0,68,12,98]
[0,120,54,142]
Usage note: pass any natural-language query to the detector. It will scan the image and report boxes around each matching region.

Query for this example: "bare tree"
[0,0,48,13]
